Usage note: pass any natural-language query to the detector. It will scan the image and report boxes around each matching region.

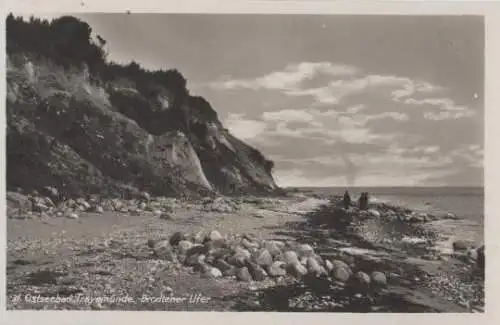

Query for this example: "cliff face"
[6,15,277,198]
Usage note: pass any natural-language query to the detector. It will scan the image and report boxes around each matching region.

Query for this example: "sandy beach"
[6,190,484,312]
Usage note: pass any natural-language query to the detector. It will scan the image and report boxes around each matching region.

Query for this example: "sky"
[27,13,484,187]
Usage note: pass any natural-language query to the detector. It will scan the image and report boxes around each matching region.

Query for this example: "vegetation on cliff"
[6,14,277,198]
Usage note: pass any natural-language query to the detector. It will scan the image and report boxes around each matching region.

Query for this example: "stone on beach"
[203,266,223,278]
[283,251,299,266]
[267,261,287,277]
[236,267,253,282]
[208,230,223,242]
[297,244,314,257]
[66,212,79,219]
[153,240,177,262]
[371,271,387,287]
[178,240,193,255]
[368,209,381,218]
[352,271,371,290]
[287,261,308,278]
[264,240,283,257]
[330,265,352,282]
[306,257,322,276]
[253,248,273,267]
[169,232,184,246]
[246,261,268,281]
[453,240,473,252]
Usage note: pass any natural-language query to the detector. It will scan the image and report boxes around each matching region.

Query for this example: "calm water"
[296,187,484,250]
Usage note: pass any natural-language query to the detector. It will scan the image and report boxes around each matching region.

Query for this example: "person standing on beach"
[343,190,351,209]
[359,192,369,210]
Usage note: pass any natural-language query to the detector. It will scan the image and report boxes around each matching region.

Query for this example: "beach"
[6,188,484,312]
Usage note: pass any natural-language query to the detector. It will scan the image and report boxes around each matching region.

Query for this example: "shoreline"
[6,190,484,312]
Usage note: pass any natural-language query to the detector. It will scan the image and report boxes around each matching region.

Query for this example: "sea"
[296,187,484,252]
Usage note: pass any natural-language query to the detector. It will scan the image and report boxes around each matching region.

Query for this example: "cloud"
[210,61,481,186]
[210,62,358,91]
[404,97,476,120]
[209,61,475,122]
[224,113,267,140]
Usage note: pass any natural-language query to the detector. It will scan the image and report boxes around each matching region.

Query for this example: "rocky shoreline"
[6,190,484,312]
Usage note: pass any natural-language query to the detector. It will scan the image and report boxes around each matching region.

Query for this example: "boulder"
[66,212,79,219]
[169,232,184,246]
[331,260,352,275]
[331,265,351,283]
[7,192,32,211]
[368,209,381,218]
[203,266,223,278]
[287,261,308,278]
[352,271,371,290]
[453,240,473,251]
[194,231,205,244]
[214,259,233,272]
[267,261,287,277]
[297,244,314,257]
[264,240,283,257]
[236,267,253,282]
[95,206,104,214]
[283,251,299,266]
[208,230,223,242]
[140,191,151,201]
[153,241,177,262]
[325,260,334,272]
[371,271,387,287]
[306,257,322,276]
[253,248,273,267]
[246,261,267,281]
[241,238,257,250]
[223,267,238,277]
[186,244,208,257]
[178,240,193,255]
[185,254,205,267]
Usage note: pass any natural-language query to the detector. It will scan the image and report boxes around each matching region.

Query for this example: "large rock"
[214,259,233,272]
[169,232,184,246]
[306,257,322,276]
[453,240,473,251]
[236,267,253,282]
[253,248,273,267]
[203,266,223,278]
[331,265,351,283]
[371,271,387,287]
[283,251,299,266]
[331,260,352,275]
[287,261,308,278]
[208,230,223,242]
[352,271,371,290]
[368,209,381,218]
[297,244,314,257]
[178,240,193,255]
[246,261,267,281]
[153,240,178,262]
[267,261,287,277]
[264,240,283,257]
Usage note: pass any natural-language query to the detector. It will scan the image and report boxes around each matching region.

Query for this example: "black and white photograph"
[4,5,489,316]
